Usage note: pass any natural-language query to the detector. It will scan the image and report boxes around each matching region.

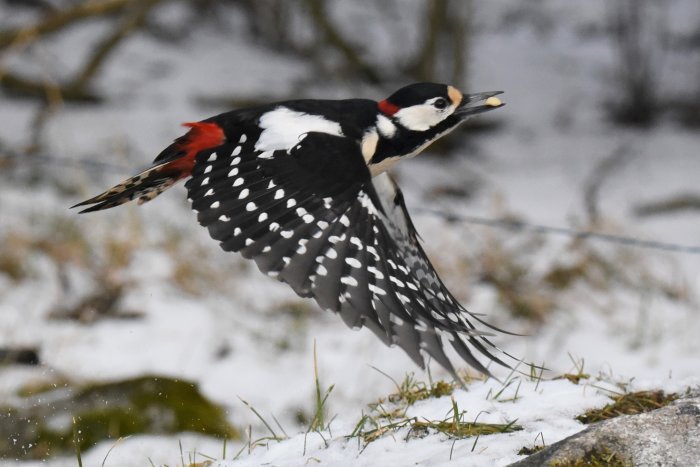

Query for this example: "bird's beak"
[455,91,505,117]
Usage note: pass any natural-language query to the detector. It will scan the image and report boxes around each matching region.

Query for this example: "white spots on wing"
[406,281,419,291]
[201,177,209,186]
[416,320,430,333]
[396,292,411,304]
[267,270,279,277]
[204,188,214,197]
[246,201,257,211]
[387,259,398,270]
[239,134,247,144]
[345,258,362,268]
[303,214,314,224]
[231,156,241,165]
[368,284,386,296]
[234,227,242,236]
[267,180,277,189]
[312,230,323,239]
[297,243,307,254]
[287,198,296,208]
[325,248,338,259]
[258,151,274,160]
[262,245,271,253]
[296,207,308,216]
[339,215,350,227]
[274,189,285,200]
[255,107,344,152]
[350,237,363,250]
[210,201,220,209]
[245,238,254,246]
[366,245,379,258]
[316,264,328,276]
[367,266,383,279]
[329,234,346,244]
[233,177,244,187]
[207,153,217,162]
[204,165,213,174]
[389,276,405,288]
[232,146,242,157]
[258,212,268,222]
[280,230,293,239]
[269,222,280,232]
[238,188,250,199]
[219,215,231,222]
[228,167,238,177]
[317,220,329,230]
[341,276,358,287]
[282,256,291,265]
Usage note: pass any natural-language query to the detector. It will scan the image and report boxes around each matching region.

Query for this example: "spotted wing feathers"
[186,132,516,379]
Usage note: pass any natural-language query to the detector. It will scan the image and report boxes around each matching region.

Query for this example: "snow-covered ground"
[1,1,699,466]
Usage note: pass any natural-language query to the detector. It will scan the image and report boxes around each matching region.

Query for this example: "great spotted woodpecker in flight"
[73,82,515,380]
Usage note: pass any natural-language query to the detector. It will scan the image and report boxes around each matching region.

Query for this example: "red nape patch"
[378,99,400,116]
[167,122,226,175]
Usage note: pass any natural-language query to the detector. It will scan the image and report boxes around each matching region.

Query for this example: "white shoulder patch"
[255,107,344,152]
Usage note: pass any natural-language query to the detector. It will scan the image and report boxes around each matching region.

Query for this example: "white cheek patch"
[255,107,344,151]
[393,103,454,131]
[376,114,397,138]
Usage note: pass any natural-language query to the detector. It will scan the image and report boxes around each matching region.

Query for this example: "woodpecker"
[73,82,515,380]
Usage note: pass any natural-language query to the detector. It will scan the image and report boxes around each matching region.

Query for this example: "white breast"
[255,107,344,152]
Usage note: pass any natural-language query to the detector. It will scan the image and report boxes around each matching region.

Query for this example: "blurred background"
[0,0,699,464]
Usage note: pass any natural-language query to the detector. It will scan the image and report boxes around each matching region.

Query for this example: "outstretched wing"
[186,132,516,379]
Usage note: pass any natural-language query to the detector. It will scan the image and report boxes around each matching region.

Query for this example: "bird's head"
[368,83,504,173]
[378,82,503,132]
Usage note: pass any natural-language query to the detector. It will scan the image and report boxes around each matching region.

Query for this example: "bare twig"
[0,0,132,50]
[71,0,163,91]
[634,193,700,217]
[304,0,381,83]
[583,146,633,224]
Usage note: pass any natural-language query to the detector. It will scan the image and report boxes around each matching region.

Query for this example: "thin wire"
[413,207,700,255]
[3,151,699,256]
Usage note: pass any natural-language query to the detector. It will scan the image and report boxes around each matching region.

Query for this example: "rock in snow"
[510,391,700,467]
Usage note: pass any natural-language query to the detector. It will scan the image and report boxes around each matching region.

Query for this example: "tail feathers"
[72,162,182,213]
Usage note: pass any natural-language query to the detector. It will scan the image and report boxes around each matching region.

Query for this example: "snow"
[1,1,699,466]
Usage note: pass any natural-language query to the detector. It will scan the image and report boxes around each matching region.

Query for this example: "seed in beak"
[485,97,502,107]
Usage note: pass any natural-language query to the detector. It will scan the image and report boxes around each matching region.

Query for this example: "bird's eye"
[433,98,448,110]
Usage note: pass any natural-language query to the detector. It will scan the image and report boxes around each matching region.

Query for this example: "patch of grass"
[576,390,678,424]
[349,374,520,449]
[352,396,521,445]
[551,445,631,466]
[385,373,455,406]
[517,444,544,455]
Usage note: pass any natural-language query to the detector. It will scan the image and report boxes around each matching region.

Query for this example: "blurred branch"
[408,0,471,85]
[0,0,163,103]
[583,147,633,225]
[304,0,381,83]
[634,194,700,217]
[0,72,100,102]
[71,0,163,90]
[0,0,132,50]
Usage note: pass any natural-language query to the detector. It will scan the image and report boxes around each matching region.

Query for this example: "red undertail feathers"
[72,121,225,213]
